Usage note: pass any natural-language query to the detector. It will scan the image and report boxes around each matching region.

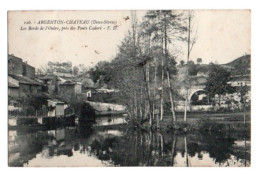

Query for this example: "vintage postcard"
[8,10,251,167]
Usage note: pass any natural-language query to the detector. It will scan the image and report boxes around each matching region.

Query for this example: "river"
[8,115,250,167]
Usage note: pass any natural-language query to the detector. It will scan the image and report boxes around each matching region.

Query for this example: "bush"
[195,118,227,133]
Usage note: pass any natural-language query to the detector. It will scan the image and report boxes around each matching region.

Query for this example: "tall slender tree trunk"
[153,63,157,120]
[147,35,152,126]
[160,38,164,121]
[142,66,152,126]
[184,12,191,122]
[167,71,176,125]
[134,91,138,117]
[131,10,139,119]
[153,59,158,129]
[184,89,189,121]
[140,88,143,120]
[163,13,176,125]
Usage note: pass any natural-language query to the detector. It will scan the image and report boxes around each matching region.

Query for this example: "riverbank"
[8,115,76,131]
[128,112,250,133]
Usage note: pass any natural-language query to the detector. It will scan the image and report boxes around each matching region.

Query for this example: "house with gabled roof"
[9,74,42,97]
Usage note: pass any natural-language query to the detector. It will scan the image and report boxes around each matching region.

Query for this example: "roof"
[37,75,56,80]
[57,76,75,82]
[60,80,76,85]
[59,79,82,85]
[8,76,19,88]
[10,75,41,86]
[8,81,19,88]
[47,99,65,104]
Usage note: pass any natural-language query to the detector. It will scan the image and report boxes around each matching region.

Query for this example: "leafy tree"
[143,10,187,124]
[36,68,44,75]
[196,58,202,64]
[204,64,235,105]
[88,61,114,85]
[187,60,198,76]
[180,60,185,66]
[18,93,49,116]
[85,10,187,127]
[73,66,79,76]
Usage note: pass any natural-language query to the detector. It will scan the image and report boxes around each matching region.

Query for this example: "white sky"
[8,10,250,69]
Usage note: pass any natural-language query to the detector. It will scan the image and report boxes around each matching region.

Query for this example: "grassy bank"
[127,112,250,134]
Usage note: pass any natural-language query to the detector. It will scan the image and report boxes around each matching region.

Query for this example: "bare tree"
[184,10,197,122]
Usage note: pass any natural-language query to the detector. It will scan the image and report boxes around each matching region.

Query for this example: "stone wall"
[22,62,35,78]
[19,84,41,97]
[8,88,19,98]
[8,55,23,75]
[59,85,75,96]
[8,55,36,78]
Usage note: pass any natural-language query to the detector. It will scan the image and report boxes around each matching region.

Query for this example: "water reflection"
[8,123,250,167]
[94,116,126,126]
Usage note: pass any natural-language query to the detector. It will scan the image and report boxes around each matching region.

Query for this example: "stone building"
[8,54,35,78]
[47,99,65,117]
[37,75,61,94]
[8,54,41,98]
[9,74,41,97]
[8,76,20,98]
[59,81,82,96]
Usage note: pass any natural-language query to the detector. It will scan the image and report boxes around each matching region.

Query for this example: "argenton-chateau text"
[37,20,117,25]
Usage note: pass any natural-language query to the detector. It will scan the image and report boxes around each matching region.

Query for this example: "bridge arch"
[188,89,208,102]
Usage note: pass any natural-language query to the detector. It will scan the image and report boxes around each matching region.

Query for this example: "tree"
[180,60,185,66]
[196,58,202,64]
[78,64,89,74]
[88,61,114,85]
[187,60,198,76]
[184,10,197,122]
[204,64,235,105]
[19,93,49,116]
[86,10,187,128]
[73,66,79,76]
[36,68,44,75]
[143,10,187,125]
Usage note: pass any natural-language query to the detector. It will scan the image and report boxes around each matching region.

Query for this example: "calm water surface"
[8,116,250,167]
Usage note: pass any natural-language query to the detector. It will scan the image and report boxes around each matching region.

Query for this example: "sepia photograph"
[7,10,251,167]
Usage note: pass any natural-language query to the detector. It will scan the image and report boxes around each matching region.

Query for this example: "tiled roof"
[10,75,41,86]
[58,76,75,82]
[8,81,19,88]
[8,76,19,88]
[60,81,77,85]
[38,75,56,80]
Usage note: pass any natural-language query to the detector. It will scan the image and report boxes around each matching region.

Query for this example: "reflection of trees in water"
[203,134,234,163]
[87,129,250,166]
[185,131,250,166]
[9,126,250,167]
[87,130,178,166]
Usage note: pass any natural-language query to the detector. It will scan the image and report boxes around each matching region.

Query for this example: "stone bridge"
[187,85,207,102]
[176,85,210,112]
[178,85,206,102]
